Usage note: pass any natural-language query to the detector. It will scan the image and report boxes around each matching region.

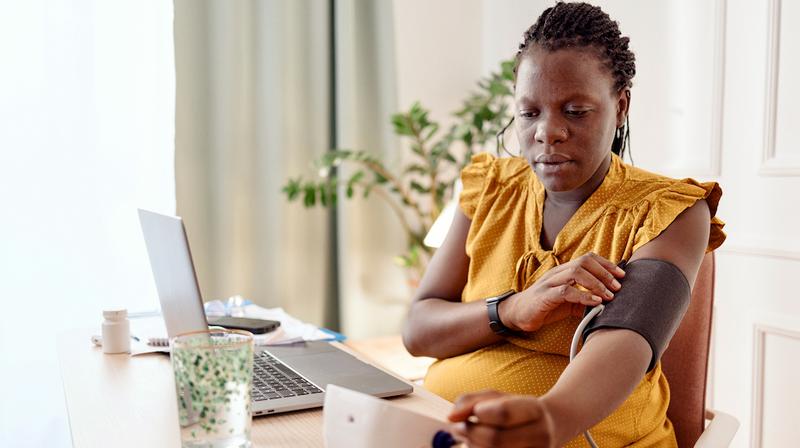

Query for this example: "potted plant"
[282,60,515,285]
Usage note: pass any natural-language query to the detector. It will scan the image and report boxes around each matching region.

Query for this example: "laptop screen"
[138,209,209,338]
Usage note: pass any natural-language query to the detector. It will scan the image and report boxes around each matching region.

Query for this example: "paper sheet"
[122,301,336,356]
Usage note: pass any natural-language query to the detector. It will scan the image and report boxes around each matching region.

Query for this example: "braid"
[514,2,636,158]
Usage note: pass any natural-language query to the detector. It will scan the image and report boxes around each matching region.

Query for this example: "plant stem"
[357,159,431,229]
[356,181,417,246]
[406,119,440,225]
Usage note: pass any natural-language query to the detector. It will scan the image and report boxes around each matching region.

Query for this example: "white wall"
[394,0,484,130]
[0,1,175,446]
[713,1,800,446]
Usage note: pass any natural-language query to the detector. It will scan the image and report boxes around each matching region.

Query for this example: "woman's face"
[514,45,628,192]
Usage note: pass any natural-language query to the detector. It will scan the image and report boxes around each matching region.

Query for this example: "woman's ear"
[616,89,631,127]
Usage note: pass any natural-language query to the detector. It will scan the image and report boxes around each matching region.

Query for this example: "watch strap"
[486,290,515,335]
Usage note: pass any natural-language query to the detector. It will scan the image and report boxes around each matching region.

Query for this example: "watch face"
[489,321,506,335]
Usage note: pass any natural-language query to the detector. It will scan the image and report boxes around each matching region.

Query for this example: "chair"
[661,252,739,447]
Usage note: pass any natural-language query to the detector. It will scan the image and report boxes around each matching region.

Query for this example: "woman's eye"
[519,110,539,119]
[565,109,589,117]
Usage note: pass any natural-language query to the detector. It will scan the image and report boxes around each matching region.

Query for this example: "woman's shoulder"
[613,161,720,211]
[462,152,530,186]
[459,153,531,220]
[612,159,725,252]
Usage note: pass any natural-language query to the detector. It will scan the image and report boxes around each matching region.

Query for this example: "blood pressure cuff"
[582,258,691,372]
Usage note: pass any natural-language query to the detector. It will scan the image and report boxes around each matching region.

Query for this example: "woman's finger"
[542,280,603,307]
[471,395,544,427]
[452,421,550,448]
[449,390,506,422]
[579,254,624,292]
[546,266,614,301]
[584,252,626,278]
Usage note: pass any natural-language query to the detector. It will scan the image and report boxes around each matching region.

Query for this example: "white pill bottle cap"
[103,309,128,320]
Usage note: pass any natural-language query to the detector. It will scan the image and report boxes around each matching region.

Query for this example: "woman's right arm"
[403,209,625,359]
[401,209,505,358]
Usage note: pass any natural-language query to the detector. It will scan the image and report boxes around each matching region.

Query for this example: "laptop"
[137,209,413,415]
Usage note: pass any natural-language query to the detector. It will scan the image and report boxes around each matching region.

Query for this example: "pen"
[90,335,141,346]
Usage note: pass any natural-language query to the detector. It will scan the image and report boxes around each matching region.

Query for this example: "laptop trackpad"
[283,352,410,396]
[287,352,378,378]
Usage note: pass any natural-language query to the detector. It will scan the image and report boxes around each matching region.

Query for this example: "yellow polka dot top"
[423,152,725,447]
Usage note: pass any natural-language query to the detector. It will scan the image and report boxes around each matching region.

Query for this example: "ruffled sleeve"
[458,153,495,220]
[633,179,726,253]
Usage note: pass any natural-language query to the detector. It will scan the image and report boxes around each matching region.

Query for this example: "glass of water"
[171,329,254,448]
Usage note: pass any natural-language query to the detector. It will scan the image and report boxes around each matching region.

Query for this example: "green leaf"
[492,82,507,95]
[348,170,365,186]
[422,123,439,142]
[410,181,430,194]
[319,183,328,207]
[373,171,388,184]
[404,164,429,175]
[302,183,316,207]
[501,59,515,81]
[391,114,412,136]
[462,130,473,146]
[281,178,302,201]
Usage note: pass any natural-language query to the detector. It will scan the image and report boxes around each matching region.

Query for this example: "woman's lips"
[534,154,571,164]
[535,160,573,174]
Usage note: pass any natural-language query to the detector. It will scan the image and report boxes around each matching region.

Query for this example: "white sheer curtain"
[175,0,407,336]
[0,1,175,446]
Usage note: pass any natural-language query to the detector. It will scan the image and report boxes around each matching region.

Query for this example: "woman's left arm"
[450,199,711,447]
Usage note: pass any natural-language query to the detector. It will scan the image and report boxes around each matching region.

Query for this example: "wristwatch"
[486,290,516,335]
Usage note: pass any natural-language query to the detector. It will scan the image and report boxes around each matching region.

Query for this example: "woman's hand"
[448,390,560,448]
[500,252,625,332]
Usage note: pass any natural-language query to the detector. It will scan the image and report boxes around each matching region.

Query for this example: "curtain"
[175,0,333,326]
[175,0,409,335]
[334,0,411,337]
[0,2,175,446]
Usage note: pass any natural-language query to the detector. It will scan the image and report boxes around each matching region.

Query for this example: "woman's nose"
[534,116,568,145]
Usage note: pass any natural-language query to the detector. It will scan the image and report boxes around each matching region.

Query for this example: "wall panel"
[761,0,800,175]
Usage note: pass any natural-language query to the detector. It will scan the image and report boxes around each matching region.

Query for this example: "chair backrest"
[661,252,715,448]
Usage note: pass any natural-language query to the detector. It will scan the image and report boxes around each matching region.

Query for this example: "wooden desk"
[344,335,435,382]
[58,329,451,447]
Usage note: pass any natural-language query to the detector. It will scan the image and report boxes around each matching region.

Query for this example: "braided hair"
[513,2,636,159]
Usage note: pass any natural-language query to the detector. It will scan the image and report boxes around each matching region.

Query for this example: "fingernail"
[616,267,626,276]
[605,289,614,299]
[612,279,621,289]
[592,295,602,302]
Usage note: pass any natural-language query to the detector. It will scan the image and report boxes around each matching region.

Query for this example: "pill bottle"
[102,309,130,354]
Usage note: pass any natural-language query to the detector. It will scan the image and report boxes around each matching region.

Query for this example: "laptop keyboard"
[252,351,324,402]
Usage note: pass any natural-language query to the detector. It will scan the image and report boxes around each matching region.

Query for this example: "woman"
[402,2,725,447]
